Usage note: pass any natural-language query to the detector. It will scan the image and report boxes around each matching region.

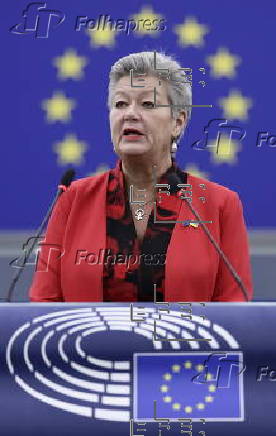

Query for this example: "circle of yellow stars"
[160,361,216,414]
[41,8,253,168]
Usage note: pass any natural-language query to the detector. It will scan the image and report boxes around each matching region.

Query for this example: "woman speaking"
[29,51,253,302]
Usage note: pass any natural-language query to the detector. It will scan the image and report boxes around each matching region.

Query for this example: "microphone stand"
[3,169,75,302]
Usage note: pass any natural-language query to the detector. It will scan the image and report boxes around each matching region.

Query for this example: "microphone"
[3,169,76,302]
[169,171,250,302]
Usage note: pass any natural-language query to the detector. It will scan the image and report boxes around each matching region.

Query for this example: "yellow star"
[174,17,209,47]
[205,396,214,403]
[87,25,117,48]
[172,364,181,372]
[184,360,192,369]
[184,163,209,179]
[172,402,181,410]
[163,396,172,403]
[53,49,88,80]
[184,406,192,413]
[195,364,205,372]
[130,6,164,37]
[54,134,88,165]
[208,384,216,393]
[163,373,172,381]
[160,384,169,393]
[196,403,205,410]
[209,134,240,164]
[207,47,241,78]
[42,91,76,122]
[87,164,110,177]
[219,89,252,120]
[206,372,213,381]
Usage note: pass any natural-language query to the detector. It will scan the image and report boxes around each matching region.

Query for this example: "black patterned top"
[103,157,187,302]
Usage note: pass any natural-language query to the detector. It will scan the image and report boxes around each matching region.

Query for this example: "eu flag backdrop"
[1,0,275,229]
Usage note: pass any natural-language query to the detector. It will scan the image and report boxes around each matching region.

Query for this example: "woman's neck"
[122,154,172,192]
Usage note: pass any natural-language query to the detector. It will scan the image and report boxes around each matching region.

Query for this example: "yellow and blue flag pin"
[182,220,212,228]
[182,220,200,228]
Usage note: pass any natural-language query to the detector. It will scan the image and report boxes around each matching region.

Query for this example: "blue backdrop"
[1,0,275,229]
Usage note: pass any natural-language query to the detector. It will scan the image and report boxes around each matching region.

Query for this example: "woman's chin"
[119,144,151,155]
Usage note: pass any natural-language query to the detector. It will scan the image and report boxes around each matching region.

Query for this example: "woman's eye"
[115,101,127,108]
[143,101,155,108]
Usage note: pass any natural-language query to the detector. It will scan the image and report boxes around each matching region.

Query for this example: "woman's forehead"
[114,74,168,97]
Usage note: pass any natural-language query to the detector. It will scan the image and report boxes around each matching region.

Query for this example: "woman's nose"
[123,102,141,120]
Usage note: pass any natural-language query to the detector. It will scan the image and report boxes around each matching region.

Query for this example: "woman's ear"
[172,110,187,138]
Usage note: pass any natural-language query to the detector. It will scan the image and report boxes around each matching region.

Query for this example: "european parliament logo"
[4,307,245,423]
[134,352,244,421]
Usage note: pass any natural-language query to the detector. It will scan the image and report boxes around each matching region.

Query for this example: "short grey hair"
[107,51,192,144]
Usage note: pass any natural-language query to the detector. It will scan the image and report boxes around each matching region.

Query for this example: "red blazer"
[29,169,253,302]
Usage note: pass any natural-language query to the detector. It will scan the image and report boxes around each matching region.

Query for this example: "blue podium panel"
[0,303,275,435]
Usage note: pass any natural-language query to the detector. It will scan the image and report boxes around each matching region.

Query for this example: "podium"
[0,302,275,435]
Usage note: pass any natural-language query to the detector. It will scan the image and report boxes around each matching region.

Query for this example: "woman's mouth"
[122,128,145,141]
[122,134,144,141]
